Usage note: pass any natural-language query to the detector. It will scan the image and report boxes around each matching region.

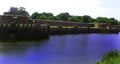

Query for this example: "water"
[0,33,120,64]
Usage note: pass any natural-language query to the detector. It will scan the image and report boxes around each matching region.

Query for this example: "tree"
[96,17,109,23]
[95,17,118,25]
[80,15,94,23]
[96,51,120,64]
[18,7,25,11]
[17,7,30,17]
[48,16,57,20]
[108,18,118,25]
[56,12,70,21]
[68,16,81,22]
[37,13,47,20]
[30,11,119,24]
[31,12,39,19]
[37,12,54,20]
[118,21,120,25]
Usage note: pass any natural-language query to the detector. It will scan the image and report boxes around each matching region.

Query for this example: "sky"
[0,0,120,20]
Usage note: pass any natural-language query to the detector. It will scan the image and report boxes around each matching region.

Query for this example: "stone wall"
[0,15,119,39]
[34,20,95,27]
[0,15,28,24]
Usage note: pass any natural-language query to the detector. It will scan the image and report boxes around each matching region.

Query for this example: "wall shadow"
[0,38,49,55]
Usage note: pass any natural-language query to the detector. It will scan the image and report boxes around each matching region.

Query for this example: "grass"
[96,51,120,64]
[50,26,74,28]
[50,26,59,28]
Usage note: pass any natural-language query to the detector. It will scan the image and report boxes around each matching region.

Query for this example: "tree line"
[31,12,120,25]
[16,7,120,25]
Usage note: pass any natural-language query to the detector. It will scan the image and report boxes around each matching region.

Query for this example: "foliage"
[30,12,119,25]
[15,6,118,25]
[80,15,95,23]
[17,7,30,17]
[68,16,81,22]
[118,21,120,25]
[38,12,54,20]
[96,17,109,23]
[31,12,55,20]
[96,51,120,64]
[31,12,39,19]
[56,12,70,21]
[109,18,118,25]
[96,17,118,25]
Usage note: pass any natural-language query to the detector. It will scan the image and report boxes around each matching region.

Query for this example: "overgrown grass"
[50,26,74,28]
[96,51,120,64]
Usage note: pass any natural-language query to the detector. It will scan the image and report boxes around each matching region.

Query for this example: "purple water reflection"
[0,33,120,64]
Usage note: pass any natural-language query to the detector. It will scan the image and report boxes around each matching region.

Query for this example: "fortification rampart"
[0,15,119,31]
[0,13,119,39]
[34,20,94,27]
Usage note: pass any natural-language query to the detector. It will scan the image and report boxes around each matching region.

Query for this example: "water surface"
[0,33,120,64]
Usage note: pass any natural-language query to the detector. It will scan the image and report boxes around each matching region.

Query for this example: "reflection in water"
[0,33,120,64]
[0,39,49,55]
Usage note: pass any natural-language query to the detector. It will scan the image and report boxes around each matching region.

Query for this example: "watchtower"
[0,7,29,24]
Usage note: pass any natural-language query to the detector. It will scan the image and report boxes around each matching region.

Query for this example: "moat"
[0,33,120,64]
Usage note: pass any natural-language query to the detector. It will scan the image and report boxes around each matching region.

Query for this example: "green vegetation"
[31,12,56,20]
[30,12,119,25]
[56,12,70,21]
[13,7,120,25]
[118,22,120,25]
[96,51,120,64]
[17,7,30,17]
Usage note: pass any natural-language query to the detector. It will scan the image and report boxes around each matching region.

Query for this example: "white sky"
[0,0,120,20]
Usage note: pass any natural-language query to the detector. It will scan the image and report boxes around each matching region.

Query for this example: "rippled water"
[0,33,120,64]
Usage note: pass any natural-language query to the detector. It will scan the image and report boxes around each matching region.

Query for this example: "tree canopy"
[30,12,119,25]
[56,12,70,21]
[17,7,30,17]
[68,16,81,22]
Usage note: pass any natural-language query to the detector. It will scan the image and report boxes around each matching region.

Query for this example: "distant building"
[3,7,27,17]
[10,7,17,13]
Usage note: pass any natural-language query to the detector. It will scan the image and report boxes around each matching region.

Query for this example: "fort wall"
[0,14,119,39]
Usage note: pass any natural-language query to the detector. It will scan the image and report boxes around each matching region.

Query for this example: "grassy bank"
[96,51,120,64]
